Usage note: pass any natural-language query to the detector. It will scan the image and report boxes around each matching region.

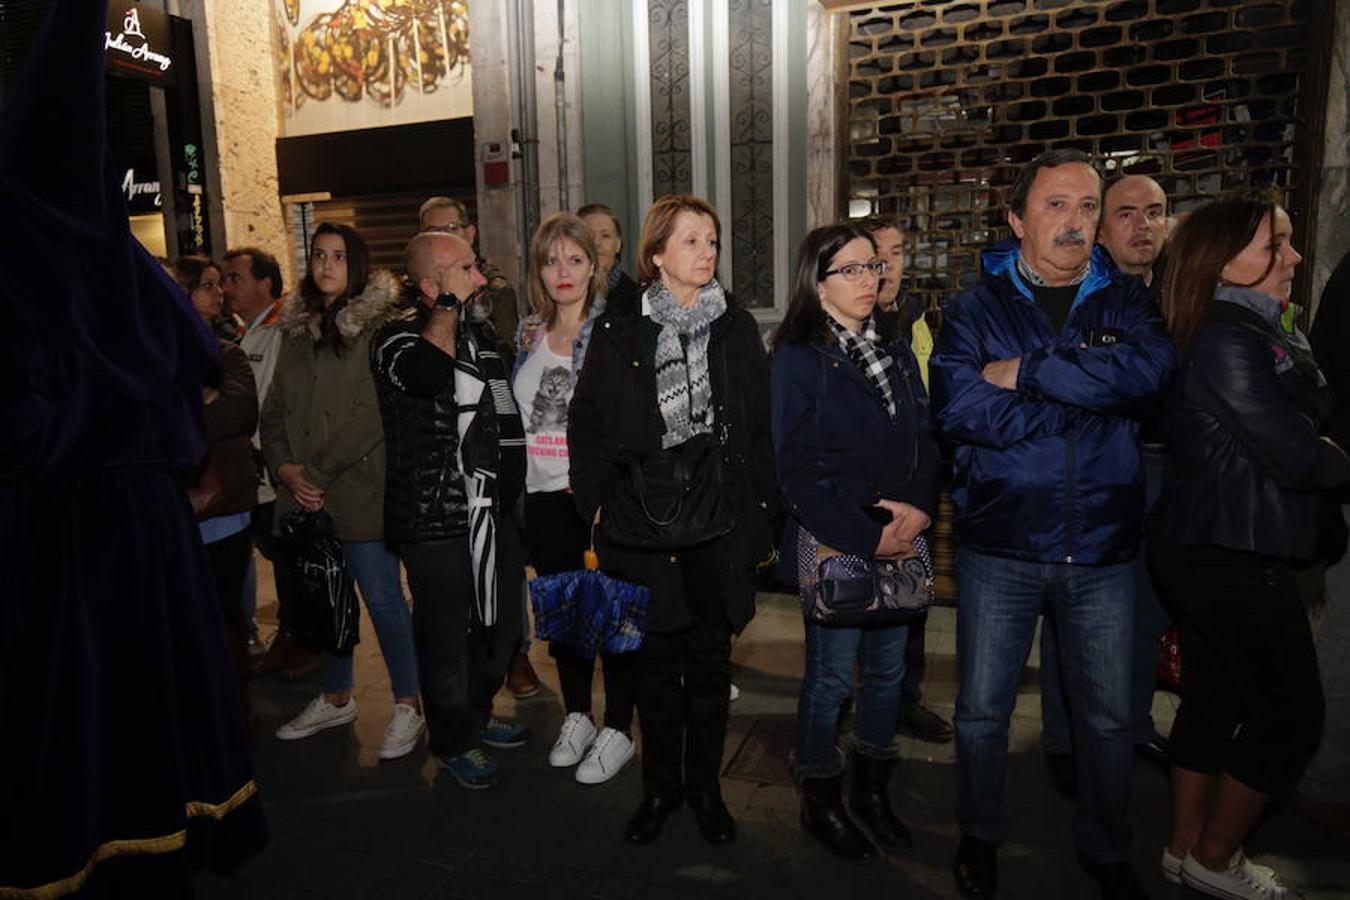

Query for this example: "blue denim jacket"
[511,293,607,382]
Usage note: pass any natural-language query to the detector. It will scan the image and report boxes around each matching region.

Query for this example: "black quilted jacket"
[370,304,520,545]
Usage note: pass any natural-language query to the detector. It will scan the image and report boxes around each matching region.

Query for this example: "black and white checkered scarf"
[826,314,896,418]
[647,279,727,449]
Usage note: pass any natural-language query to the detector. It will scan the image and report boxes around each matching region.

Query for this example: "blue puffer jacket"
[929,241,1177,565]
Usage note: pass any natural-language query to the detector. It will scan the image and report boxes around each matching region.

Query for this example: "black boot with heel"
[800,774,878,861]
[848,752,912,850]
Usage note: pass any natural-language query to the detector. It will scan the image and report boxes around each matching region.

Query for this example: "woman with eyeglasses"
[169,256,259,718]
[771,223,941,861]
[569,194,778,846]
[260,223,424,760]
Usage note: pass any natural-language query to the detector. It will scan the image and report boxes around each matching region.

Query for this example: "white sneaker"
[276,695,357,741]
[575,727,634,784]
[1181,849,1296,899]
[379,703,426,760]
[729,683,741,702]
[548,712,597,767]
[1162,847,1183,884]
[1166,847,1277,887]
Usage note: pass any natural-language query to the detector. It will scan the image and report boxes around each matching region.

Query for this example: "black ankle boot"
[848,752,912,851]
[799,775,878,861]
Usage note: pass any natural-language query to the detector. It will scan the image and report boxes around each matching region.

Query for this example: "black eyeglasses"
[823,260,887,282]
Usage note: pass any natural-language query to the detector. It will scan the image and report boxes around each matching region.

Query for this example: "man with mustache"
[930,149,1177,899]
[1041,174,1174,793]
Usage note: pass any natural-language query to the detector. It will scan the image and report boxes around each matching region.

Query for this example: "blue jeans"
[795,620,908,778]
[320,540,419,699]
[955,548,1135,863]
[1042,447,1168,753]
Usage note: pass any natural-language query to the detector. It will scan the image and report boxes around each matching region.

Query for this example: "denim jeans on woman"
[954,547,1136,864]
[795,620,909,778]
[318,540,419,698]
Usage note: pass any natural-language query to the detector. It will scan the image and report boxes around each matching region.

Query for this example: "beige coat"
[259,271,401,542]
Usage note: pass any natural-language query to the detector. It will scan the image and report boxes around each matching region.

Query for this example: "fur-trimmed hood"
[278,269,403,341]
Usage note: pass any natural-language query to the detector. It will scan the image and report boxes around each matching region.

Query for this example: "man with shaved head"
[1097,175,1168,284]
[370,231,530,789]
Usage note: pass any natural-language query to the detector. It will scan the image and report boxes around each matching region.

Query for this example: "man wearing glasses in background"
[418,196,523,346]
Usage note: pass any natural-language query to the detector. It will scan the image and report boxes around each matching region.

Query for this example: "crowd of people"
[8,4,1349,898]
[152,148,1346,900]
[9,29,1349,889]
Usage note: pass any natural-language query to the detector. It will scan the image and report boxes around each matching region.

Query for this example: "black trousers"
[249,501,298,633]
[525,490,637,732]
[204,528,252,627]
[634,543,735,800]
[400,522,525,758]
[1148,537,1324,795]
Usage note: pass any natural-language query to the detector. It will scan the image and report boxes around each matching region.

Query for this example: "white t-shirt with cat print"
[512,341,574,494]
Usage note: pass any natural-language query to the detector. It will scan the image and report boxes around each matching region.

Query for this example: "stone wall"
[183,0,292,287]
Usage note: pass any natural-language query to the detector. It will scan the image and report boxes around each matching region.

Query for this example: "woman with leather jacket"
[1149,187,1350,900]
[568,195,777,847]
[771,224,940,861]
[514,212,637,784]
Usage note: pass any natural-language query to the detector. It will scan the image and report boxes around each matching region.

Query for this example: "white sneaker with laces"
[1165,847,1277,887]
[1181,849,1295,899]
[379,703,426,759]
[276,695,357,741]
[575,727,634,784]
[549,712,597,768]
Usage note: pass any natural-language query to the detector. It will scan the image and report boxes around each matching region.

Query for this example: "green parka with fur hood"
[259,269,401,542]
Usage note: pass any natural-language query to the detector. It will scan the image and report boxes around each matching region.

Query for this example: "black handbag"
[806,535,934,627]
[599,432,735,551]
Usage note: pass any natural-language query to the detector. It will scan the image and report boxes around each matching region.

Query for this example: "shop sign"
[122,167,162,214]
[105,0,175,86]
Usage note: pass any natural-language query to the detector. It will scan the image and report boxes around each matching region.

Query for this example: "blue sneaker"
[438,748,498,790]
[481,716,529,749]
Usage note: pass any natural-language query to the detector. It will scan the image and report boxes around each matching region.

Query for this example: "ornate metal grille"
[844,0,1314,313]
[649,0,693,198]
[728,0,776,309]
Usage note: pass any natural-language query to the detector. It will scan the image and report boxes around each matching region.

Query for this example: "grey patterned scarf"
[646,279,727,449]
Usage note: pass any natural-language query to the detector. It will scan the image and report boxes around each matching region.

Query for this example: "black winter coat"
[1155,297,1350,561]
[568,288,778,634]
[370,304,521,545]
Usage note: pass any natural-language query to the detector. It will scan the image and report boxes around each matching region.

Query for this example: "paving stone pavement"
[200,561,1350,899]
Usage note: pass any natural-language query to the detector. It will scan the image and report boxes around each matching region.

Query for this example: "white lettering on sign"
[122,169,162,208]
[123,8,146,39]
[105,27,172,74]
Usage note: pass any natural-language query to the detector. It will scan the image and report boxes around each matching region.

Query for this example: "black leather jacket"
[370,305,519,545]
[1155,293,1350,560]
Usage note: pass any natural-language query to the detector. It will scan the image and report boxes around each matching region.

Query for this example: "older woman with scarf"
[771,224,940,861]
[569,195,777,846]
[1150,187,1350,899]
[514,212,637,783]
